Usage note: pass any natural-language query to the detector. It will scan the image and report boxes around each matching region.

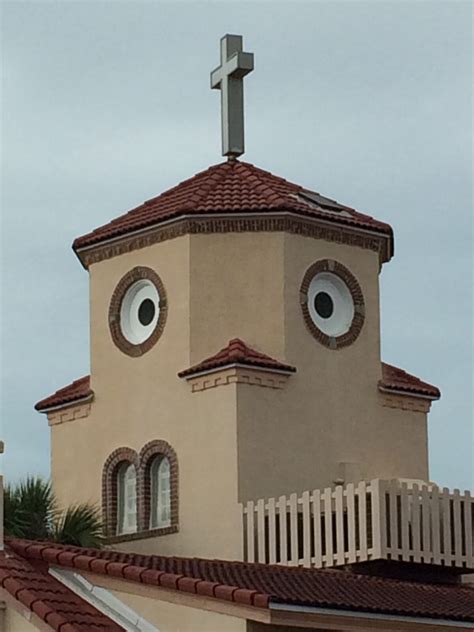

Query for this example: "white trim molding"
[49,567,160,632]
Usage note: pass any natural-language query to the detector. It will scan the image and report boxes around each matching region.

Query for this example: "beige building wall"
[50,228,429,558]
[236,232,428,500]
[110,588,246,632]
[51,234,242,560]
[189,232,286,362]
[1,605,38,632]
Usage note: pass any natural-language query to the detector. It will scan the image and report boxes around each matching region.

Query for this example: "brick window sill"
[106,524,178,544]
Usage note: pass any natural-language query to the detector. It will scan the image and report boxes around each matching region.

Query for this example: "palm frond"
[4,477,56,540]
[53,503,104,548]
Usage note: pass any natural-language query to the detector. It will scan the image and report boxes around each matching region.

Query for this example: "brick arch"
[139,440,179,534]
[102,447,139,537]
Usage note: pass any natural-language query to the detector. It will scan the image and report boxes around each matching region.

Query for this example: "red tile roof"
[381,363,440,399]
[35,376,93,412]
[73,161,393,255]
[0,547,124,631]
[178,338,296,378]
[8,540,474,624]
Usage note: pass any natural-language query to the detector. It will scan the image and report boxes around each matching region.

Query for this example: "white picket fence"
[241,479,473,570]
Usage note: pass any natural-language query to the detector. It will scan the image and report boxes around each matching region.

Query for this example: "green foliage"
[53,503,103,548]
[4,476,103,548]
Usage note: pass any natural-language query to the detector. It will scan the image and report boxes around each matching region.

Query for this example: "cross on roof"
[211,34,254,159]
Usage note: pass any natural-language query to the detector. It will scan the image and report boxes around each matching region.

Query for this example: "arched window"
[117,462,137,534]
[150,456,171,528]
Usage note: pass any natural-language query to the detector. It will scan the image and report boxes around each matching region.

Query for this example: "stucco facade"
[49,228,429,559]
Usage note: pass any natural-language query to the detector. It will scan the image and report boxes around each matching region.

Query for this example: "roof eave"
[378,385,440,401]
[73,209,394,269]
[178,361,296,380]
[269,601,474,629]
[35,393,94,414]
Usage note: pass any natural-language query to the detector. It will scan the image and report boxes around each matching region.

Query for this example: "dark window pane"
[314,292,333,319]
[138,298,156,326]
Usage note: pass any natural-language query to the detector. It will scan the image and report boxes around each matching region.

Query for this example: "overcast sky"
[1,1,472,491]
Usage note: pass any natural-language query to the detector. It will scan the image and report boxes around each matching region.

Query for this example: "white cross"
[211,34,254,159]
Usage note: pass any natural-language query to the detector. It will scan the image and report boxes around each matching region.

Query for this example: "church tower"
[35,35,441,562]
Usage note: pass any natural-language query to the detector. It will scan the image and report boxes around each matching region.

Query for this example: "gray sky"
[1,1,472,490]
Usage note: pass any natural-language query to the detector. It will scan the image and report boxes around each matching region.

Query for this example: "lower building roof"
[35,360,440,413]
[7,539,474,625]
[178,338,297,378]
[0,546,124,631]
[380,363,441,399]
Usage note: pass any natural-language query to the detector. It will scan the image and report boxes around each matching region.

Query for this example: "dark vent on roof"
[298,190,348,211]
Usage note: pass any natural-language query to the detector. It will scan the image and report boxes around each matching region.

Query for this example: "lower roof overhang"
[75,569,472,632]
[269,602,474,631]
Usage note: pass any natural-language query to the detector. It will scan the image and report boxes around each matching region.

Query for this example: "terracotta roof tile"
[9,539,474,623]
[381,363,440,399]
[178,338,296,378]
[73,161,393,255]
[35,376,92,412]
[0,548,124,631]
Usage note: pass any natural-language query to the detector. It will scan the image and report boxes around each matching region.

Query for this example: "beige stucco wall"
[110,587,246,632]
[1,605,38,632]
[51,234,242,560]
[236,232,428,500]
[189,232,286,362]
[50,229,429,559]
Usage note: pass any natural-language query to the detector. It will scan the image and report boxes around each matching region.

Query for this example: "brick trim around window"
[300,259,365,350]
[102,441,179,542]
[102,447,140,537]
[139,440,179,534]
[108,266,168,357]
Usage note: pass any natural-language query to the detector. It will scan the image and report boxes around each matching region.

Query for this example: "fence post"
[302,490,311,567]
[346,483,356,564]
[453,489,462,567]
[246,500,255,562]
[442,487,452,566]
[323,487,333,566]
[289,493,299,566]
[421,485,431,563]
[388,479,399,559]
[268,497,277,564]
[312,489,322,567]
[400,482,410,562]
[358,481,368,561]
[278,495,287,565]
[335,485,345,565]
[257,498,266,564]
[371,479,387,560]
[464,490,472,566]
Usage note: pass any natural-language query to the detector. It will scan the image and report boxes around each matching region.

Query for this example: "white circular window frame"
[307,272,354,337]
[120,280,160,345]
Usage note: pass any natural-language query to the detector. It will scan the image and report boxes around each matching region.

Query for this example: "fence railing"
[241,479,473,570]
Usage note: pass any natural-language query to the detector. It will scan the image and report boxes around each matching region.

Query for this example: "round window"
[308,272,354,337]
[300,260,364,349]
[109,267,167,356]
[120,280,160,344]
